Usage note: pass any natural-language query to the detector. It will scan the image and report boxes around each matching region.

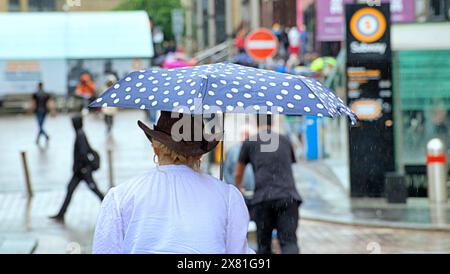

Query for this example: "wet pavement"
[298,220,450,254]
[1,111,450,253]
[2,190,450,254]
[295,161,450,230]
[0,110,154,193]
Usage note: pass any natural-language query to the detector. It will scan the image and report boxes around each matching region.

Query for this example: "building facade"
[0,11,153,99]
[0,0,120,12]
[311,0,450,197]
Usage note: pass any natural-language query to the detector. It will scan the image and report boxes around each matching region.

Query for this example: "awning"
[0,11,154,59]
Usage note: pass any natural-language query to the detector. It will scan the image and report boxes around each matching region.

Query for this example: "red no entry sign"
[245,28,279,61]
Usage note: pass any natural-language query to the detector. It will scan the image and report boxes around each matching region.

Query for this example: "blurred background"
[0,0,449,254]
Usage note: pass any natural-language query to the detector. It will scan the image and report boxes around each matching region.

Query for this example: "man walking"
[31,82,53,145]
[50,115,104,222]
[235,115,301,254]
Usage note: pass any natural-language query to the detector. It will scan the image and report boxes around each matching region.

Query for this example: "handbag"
[87,149,100,171]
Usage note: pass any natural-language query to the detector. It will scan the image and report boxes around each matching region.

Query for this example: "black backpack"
[87,149,100,171]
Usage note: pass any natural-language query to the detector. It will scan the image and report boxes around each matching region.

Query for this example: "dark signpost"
[345,4,395,197]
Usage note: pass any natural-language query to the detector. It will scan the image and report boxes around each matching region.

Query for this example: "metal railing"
[193,40,233,65]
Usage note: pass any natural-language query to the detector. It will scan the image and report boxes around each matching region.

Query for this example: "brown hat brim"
[137,120,222,157]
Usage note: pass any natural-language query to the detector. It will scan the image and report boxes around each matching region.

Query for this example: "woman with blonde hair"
[92,111,253,254]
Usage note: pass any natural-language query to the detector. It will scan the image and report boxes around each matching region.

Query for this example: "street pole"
[196,0,205,51]
[219,114,225,181]
[426,138,448,204]
[208,0,216,48]
[225,0,234,59]
[20,151,33,199]
[250,0,260,30]
[108,148,114,189]
[427,138,448,225]
[185,0,193,56]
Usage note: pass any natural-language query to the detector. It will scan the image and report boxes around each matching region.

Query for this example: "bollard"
[107,149,114,189]
[426,138,448,204]
[20,151,33,199]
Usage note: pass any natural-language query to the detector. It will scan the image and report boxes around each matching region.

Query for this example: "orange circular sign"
[245,28,279,61]
[350,7,386,43]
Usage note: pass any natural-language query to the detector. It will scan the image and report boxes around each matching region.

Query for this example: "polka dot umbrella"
[90,62,357,178]
[90,62,356,122]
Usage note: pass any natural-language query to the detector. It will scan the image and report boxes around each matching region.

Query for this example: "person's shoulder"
[198,172,232,191]
[201,173,243,195]
[109,169,158,203]
[200,172,225,184]
[115,169,157,190]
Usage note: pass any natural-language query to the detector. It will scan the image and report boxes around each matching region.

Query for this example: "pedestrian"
[224,129,254,192]
[288,27,301,55]
[75,73,96,116]
[284,116,306,161]
[235,114,302,254]
[50,115,104,222]
[286,53,300,74]
[272,24,288,59]
[31,82,54,145]
[234,23,247,54]
[279,26,289,57]
[148,109,159,124]
[299,24,308,61]
[101,75,118,136]
[92,111,253,254]
[223,129,255,218]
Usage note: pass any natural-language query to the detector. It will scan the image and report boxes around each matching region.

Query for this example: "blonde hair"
[152,140,201,170]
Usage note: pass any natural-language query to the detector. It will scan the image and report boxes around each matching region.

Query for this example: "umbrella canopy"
[90,62,356,124]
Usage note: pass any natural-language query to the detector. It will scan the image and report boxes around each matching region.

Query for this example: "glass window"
[28,0,56,11]
[8,0,20,12]
[395,50,450,165]
[428,0,449,21]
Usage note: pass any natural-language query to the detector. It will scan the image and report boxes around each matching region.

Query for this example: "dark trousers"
[104,115,114,133]
[253,198,300,254]
[56,168,104,217]
[36,112,48,140]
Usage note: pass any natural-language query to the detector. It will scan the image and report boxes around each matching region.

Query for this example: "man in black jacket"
[50,115,104,222]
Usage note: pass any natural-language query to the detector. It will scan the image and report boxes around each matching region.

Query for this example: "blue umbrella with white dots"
[91,63,355,122]
[90,62,357,178]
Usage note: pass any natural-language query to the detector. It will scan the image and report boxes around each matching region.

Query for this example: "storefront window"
[395,50,450,166]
